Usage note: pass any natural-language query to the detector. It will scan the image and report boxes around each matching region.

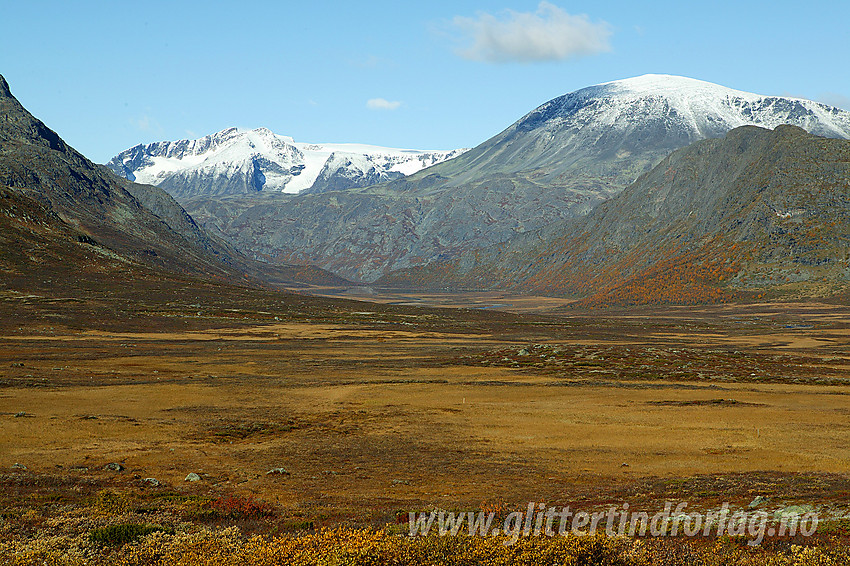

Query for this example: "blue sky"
[2,0,848,163]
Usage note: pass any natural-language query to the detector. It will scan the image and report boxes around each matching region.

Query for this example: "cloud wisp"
[367,98,402,111]
[451,2,612,63]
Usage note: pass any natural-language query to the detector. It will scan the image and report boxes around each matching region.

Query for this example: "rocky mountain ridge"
[108,127,466,198]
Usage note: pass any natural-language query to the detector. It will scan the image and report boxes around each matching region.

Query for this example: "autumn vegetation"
[3,495,850,566]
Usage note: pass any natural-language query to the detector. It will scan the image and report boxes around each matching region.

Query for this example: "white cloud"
[367,98,402,111]
[451,2,612,63]
[819,92,850,111]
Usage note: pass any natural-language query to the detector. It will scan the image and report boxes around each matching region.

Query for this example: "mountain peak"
[248,126,275,136]
[600,74,756,97]
[108,128,467,198]
[0,74,10,98]
[515,74,850,143]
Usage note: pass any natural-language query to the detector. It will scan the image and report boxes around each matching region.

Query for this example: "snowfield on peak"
[515,74,850,144]
[107,127,468,198]
[601,74,850,137]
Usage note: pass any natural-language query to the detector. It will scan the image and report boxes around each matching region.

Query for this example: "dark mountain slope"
[381,125,850,305]
[0,74,239,278]
[0,75,347,288]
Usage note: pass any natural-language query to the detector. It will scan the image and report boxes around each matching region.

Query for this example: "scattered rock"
[266,468,291,476]
[517,349,530,356]
[748,495,770,509]
[142,478,160,487]
[104,462,124,472]
[620,462,629,467]
[185,472,201,482]
[392,479,410,485]
[11,463,26,470]
[774,504,816,519]
[14,411,27,418]
[10,362,24,367]
[70,466,88,472]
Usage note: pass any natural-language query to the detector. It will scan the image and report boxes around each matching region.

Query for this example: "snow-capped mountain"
[107,127,467,198]
[416,73,850,191]
[183,74,850,283]
[580,74,850,139]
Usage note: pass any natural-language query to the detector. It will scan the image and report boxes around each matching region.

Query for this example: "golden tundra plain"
[3,279,850,525]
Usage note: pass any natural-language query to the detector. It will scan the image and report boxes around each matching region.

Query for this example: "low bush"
[88,523,173,546]
[210,494,273,520]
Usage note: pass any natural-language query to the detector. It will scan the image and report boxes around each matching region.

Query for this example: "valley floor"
[1,281,849,562]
